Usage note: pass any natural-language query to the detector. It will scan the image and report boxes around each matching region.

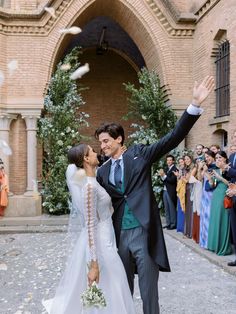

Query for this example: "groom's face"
[98,132,122,157]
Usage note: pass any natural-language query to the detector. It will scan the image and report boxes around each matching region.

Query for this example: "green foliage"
[124,68,177,210]
[37,47,89,214]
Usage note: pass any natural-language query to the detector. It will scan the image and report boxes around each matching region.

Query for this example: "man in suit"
[194,144,205,162]
[159,155,178,229]
[95,76,214,314]
[226,130,236,266]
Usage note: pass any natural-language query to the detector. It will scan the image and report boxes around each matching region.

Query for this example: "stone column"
[0,114,17,176]
[23,115,39,196]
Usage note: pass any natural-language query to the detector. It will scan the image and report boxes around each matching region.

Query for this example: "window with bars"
[215,40,230,117]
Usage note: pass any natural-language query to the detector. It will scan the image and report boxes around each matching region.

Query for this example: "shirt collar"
[111,155,123,166]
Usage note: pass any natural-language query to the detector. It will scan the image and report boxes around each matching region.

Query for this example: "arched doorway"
[211,129,228,150]
[78,48,140,150]
[52,15,147,148]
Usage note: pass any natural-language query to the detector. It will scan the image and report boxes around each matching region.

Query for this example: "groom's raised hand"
[192,75,215,107]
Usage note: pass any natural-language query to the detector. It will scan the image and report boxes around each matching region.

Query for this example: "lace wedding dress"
[43,164,135,314]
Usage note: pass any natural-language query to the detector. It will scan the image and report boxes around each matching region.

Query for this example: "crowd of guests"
[159,135,236,266]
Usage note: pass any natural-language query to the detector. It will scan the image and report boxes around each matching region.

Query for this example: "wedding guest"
[159,155,178,230]
[202,147,209,154]
[190,161,203,243]
[210,144,220,155]
[174,157,186,233]
[183,154,195,238]
[194,144,204,162]
[229,144,236,154]
[198,150,216,248]
[225,130,236,266]
[207,151,232,255]
[0,161,9,217]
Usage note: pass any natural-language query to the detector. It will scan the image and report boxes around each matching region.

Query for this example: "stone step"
[0,214,68,226]
[0,215,69,233]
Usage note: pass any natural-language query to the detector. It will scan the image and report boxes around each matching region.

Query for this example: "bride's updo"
[68,144,89,168]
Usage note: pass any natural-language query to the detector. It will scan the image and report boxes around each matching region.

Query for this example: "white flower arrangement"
[81,282,106,309]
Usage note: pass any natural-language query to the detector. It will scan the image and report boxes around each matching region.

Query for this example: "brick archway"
[44,0,170,87]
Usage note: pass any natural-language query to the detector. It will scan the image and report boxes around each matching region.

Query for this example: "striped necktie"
[114,160,122,189]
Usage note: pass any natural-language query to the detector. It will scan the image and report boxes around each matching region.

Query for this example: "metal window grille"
[215,40,230,117]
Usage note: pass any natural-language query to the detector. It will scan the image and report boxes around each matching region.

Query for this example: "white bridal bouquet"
[81,282,107,309]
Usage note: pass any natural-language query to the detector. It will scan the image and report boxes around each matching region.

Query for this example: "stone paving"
[0,231,236,314]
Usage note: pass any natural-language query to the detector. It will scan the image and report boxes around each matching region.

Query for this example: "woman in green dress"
[207,151,232,255]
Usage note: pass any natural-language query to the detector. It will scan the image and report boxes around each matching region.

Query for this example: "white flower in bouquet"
[81,282,106,309]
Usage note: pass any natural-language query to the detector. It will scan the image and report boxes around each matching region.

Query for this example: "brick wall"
[9,116,27,194]
[1,0,236,197]
[186,0,236,150]
[78,48,139,151]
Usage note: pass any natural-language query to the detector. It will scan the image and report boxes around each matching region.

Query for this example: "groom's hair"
[95,123,125,145]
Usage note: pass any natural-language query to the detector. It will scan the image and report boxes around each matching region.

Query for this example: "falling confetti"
[0,70,4,86]
[7,60,18,76]
[70,63,89,80]
[59,26,82,35]
[60,63,71,71]
[0,139,12,155]
[44,7,56,19]
[0,263,7,270]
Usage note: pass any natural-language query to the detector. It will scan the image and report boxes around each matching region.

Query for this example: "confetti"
[0,70,4,86]
[44,7,56,19]
[59,26,82,35]
[7,60,18,76]
[70,63,89,80]
[0,139,12,155]
[0,263,7,271]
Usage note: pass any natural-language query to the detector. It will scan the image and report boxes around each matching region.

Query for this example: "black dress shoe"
[227,260,236,266]
[162,225,170,229]
[167,225,176,230]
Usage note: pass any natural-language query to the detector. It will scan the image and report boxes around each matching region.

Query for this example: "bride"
[43,144,136,314]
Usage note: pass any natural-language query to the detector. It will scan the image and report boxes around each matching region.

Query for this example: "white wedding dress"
[43,164,135,314]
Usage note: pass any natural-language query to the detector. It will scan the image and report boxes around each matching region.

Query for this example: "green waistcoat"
[119,181,140,229]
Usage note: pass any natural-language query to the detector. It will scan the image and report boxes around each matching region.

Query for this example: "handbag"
[224,195,233,209]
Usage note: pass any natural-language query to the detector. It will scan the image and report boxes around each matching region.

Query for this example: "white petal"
[7,60,18,70]
[0,263,7,271]
[0,140,12,155]
[7,60,18,77]
[44,7,56,19]
[59,26,82,35]
[70,63,89,80]
[0,70,4,86]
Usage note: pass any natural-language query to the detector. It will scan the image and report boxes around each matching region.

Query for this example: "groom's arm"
[138,76,214,163]
[138,109,200,163]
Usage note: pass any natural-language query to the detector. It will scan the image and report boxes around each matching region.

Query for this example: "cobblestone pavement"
[0,232,236,314]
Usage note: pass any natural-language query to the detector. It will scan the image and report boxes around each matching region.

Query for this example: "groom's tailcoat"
[97,111,200,272]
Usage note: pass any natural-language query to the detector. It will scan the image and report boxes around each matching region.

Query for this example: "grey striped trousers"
[118,226,160,314]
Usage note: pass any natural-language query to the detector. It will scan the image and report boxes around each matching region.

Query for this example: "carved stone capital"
[0,113,17,130]
[22,115,40,131]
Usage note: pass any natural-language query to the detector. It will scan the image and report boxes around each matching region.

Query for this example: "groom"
[95,76,214,314]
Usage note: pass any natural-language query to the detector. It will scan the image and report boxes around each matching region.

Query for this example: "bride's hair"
[68,144,89,168]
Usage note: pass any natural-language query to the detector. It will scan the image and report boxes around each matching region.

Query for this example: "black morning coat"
[97,110,200,272]
[163,164,178,207]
